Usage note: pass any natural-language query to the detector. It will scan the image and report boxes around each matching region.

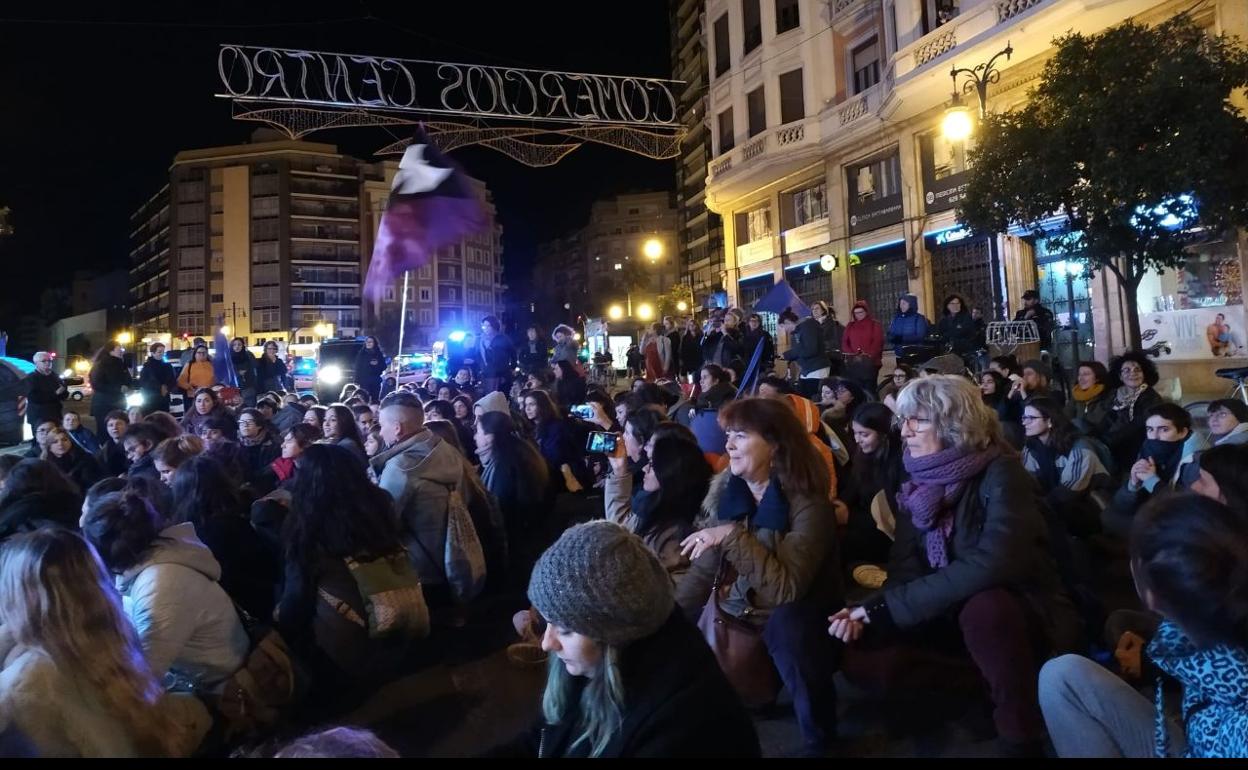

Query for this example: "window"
[177,312,205,335]
[852,38,881,94]
[251,241,278,263]
[252,196,279,218]
[713,14,731,77]
[252,286,279,306]
[252,263,279,285]
[747,87,766,137]
[778,69,804,125]
[383,286,396,303]
[178,224,205,245]
[417,264,433,279]
[742,0,762,55]
[177,270,205,292]
[419,287,432,302]
[737,207,773,244]
[419,309,434,325]
[792,183,828,227]
[251,174,279,195]
[718,108,735,154]
[254,308,281,331]
[210,293,224,303]
[775,0,800,33]
[179,247,204,267]
[177,203,204,223]
[252,219,279,241]
[854,153,902,201]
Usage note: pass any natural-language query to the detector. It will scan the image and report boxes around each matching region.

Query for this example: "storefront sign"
[919,132,970,214]
[846,150,904,236]
[1140,305,1247,362]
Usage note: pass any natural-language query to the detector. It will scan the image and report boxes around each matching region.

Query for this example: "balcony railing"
[892,0,1052,82]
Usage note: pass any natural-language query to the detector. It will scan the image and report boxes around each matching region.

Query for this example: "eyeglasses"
[1120,365,1144,375]
[238,419,258,427]
[892,373,908,380]
[895,415,933,432]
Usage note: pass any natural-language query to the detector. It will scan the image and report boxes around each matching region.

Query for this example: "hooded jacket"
[1148,620,1248,758]
[373,429,495,587]
[887,294,931,354]
[842,301,884,366]
[116,522,249,688]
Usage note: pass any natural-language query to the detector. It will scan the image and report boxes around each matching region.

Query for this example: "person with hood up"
[842,300,884,391]
[936,294,978,358]
[887,293,931,356]
[810,301,845,365]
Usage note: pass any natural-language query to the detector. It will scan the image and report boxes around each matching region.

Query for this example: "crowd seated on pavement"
[1,313,1247,760]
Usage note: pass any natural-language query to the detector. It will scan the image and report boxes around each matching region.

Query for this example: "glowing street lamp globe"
[676,300,689,312]
[637,303,655,321]
[942,100,974,143]
[643,239,663,261]
[607,305,625,321]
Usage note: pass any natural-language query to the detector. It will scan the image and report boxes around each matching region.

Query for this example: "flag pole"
[397,271,410,357]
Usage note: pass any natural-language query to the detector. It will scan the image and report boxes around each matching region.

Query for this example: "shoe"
[852,564,888,590]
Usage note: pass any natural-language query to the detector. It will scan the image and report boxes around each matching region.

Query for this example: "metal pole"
[397,271,409,357]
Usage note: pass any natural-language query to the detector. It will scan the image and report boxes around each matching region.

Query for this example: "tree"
[957,14,1248,350]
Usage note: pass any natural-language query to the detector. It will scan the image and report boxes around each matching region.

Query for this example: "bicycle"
[1181,366,1248,438]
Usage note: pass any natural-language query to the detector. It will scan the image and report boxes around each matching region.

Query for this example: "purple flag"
[364,127,486,309]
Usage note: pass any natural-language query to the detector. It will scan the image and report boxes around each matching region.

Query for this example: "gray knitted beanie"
[528,520,675,646]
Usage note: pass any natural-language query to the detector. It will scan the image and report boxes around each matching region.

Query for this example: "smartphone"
[571,404,596,420]
[586,431,619,453]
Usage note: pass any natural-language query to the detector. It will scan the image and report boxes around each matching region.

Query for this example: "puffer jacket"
[842,301,884,366]
[873,454,1081,653]
[674,470,841,626]
[1148,620,1248,758]
[887,294,931,354]
[116,522,249,688]
[372,429,495,587]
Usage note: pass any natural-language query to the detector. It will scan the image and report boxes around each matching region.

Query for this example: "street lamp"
[313,322,331,338]
[637,303,655,321]
[643,238,663,261]
[115,331,132,346]
[607,304,624,321]
[942,42,1013,141]
[676,300,689,312]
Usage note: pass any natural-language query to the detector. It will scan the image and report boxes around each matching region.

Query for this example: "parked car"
[65,376,92,401]
[381,352,435,397]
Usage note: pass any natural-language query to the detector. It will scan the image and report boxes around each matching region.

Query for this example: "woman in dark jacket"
[693,364,737,410]
[475,411,552,580]
[353,337,388,394]
[935,294,978,357]
[551,360,587,412]
[170,453,277,620]
[236,407,281,486]
[841,402,902,569]
[495,521,760,758]
[1065,360,1113,436]
[255,341,288,394]
[41,426,104,493]
[522,389,591,492]
[780,309,831,399]
[1100,351,1165,473]
[810,301,845,360]
[229,338,258,403]
[741,313,775,372]
[829,375,1079,755]
[96,410,132,477]
[0,459,82,542]
[518,326,550,375]
[88,343,133,443]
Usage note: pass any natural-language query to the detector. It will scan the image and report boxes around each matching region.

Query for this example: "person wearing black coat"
[256,342,289,394]
[780,309,832,400]
[88,344,133,443]
[0,459,82,542]
[43,429,105,493]
[229,338,258,404]
[24,352,66,430]
[936,294,979,357]
[518,327,550,376]
[741,314,775,374]
[137,343,177,414]
[354,336,388,395]
[678,319,703,378]
[478,317,517,395]
[272,400,308,436]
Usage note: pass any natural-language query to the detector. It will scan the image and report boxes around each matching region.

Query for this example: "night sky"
[0,2,675,327]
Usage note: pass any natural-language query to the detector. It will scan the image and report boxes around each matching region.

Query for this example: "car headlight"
[125,393,145,408]
[319,365,343,385]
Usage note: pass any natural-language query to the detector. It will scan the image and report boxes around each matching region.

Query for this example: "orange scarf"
[1072,383,1105,403]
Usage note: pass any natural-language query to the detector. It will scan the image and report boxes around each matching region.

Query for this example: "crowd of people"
[0,302,1246,758]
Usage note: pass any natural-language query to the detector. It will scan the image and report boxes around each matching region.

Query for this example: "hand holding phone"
[586,431,619,454]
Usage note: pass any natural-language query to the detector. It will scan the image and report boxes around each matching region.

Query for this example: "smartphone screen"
[571,404,596,420]
[586,431,618,453]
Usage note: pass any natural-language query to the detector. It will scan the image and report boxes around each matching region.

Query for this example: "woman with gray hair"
[491,521,759,758]
[827,374,1079,756]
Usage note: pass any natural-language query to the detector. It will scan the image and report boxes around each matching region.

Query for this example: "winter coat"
[679,331,703,373]
[695,381,737,410]
[782,317,831,376]
[1102,386,1165,472]
[1147,620,1248,758]
[1213,423,1248,447]
[1065,387,1113,435]
[24,370,65,425]
[176,360,216,393]
[195,512,280,622]
[138,356,177,412]
[239,435,281,485]
[67,426,100,456]
[842,302,885,366]
[479,333,517,379]
[741,327,775,371]
[874,454,1080,653]
[46,448,104,493]
[0,639,211,758]
[887,294,931,354]
[353,347,387,393]
[706,328,746,373]
[0,489,81,543]
[518,340,550,375]
[372,429,495,588]
[534,419,592,492]
[675,471,841,625]
[230,349,257,391]
[116,522,250,688]
[180,406,226,437]
[89,355,132,412]
[605,471,694,587]
[271,402,307,436]
[255,356,287,394]
[494,610,760,758]
[1014,303,1056,349]
[127,453,162,485]
[1022,438,1108,494]
[97,438,129,477]
[1112,431,1208,513]
[936,309,978,356]
[550,340,579,367]
[816,317,845,356]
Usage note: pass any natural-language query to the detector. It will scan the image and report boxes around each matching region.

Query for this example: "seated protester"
[363,426,383,459]
[302,404,326,433]
[1101,351,1165,474]
[1007,359,1066,407]
[41,426,105,493]
[271,395,307,435]
[197,413,246,484]
[235,407,281,485]
[122,423,166,485]
[819,377,871,453]
[61,411,100,456]
[141,411,182,442]
[151,434,205,486]
[277,444,426,717]
[675,398,842,756]
[522,389,593,493]
[453,394,475,430]
[0,455,20,496]
[757,382,842,497]
[24,421,57,461]
[474,412,551,583]
[989,355,1022,380]
[1206,398,1248,447]
[254,397,279,425]
[0,529,211,757]
[0,459,82,542]
[372,392,495,607]
[604,433,711,588]
[693,364,736,411]
[1040,493,1248,758]
[424,399,477,461]
[321,404,369,470]
[493,521,760,758]
[128,405,144,425]
[1021,398,1109,536]
[980,370,1024,449]
[828,375,1081,757]
[840,403,903,576]
[1191,443,1248,511]
[180,388,226,437]
[878,364,918,409]
[423,421,506,582]
[551,360,588,413]
[351,402,376,438]
[81,488,249,694]
[1107,403,1207,536]
[1065,361,1113,435]
[169,455,278,620]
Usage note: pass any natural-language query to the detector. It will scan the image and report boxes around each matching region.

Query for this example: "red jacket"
[842,300,884,366]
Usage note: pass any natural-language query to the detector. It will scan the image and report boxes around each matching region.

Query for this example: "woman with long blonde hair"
[0,529,209,756]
